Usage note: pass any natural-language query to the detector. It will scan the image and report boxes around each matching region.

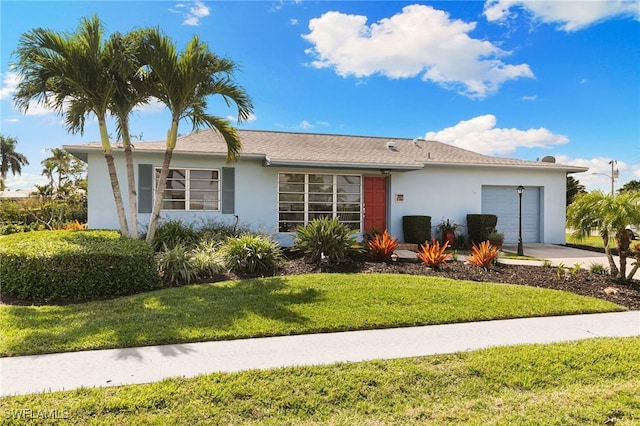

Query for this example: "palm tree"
[12,15,130,236]
[107,30,150,238]
[0,135,29,191]
[138,28,253,243]
[567,191,640,283]
[566,175,586,206]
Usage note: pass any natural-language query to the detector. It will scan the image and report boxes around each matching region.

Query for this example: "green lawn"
[2,337,638,425]
[0,273,623,357]
[566,233,611,248]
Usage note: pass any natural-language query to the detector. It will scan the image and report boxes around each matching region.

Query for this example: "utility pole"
[608,160,618,196]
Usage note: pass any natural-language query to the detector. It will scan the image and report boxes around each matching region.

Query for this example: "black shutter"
[138,164,153,213]
[221,167,235,214]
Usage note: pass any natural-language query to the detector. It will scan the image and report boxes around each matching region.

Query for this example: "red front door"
[363,176,387,233]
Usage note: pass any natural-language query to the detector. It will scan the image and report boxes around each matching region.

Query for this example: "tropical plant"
[220,234,283,275]
[149,219,199,252]
[12,16,133,236]
[417,239,451,269]
[293,217,358,264]
[155,243,198,286]
[436,218,460,233]
[138,28,254,244]
[189,239,225,279]
[467,240,500,269]
[567,191,640,283]
[367,229,399,262]
[589,262,609,276]
[0,135,29,191]
[566,175,586,206]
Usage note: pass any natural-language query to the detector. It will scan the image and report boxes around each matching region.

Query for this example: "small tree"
[619,180,640,194]
[567,191,640,283]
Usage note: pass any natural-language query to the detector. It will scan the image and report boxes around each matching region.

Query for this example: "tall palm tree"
[107,30,150,238]
[567,191,640,282]
[0,135,30,191]
[139,28,253,243]
[12,15,130,236]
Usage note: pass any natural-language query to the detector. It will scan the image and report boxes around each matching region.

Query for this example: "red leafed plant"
[367,230,399,262]
[467,240,500,269]
[417,239,451,268]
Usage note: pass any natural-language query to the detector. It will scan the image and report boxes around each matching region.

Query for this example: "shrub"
[467,241,500,269]
[292,217,358,264]
[189,240,225,279]
[417,239,451,269]
[466,214,498,245]
[402,215,431,245]
[155,243,197,286]
[220,234,284,275]
[0,230,161,303]
[196,219,241,244]
[589,262,609,276]
[149,219,198,252]
[367,229,399,262]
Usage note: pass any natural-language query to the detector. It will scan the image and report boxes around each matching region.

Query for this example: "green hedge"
[402,216,431,244]
[0,230,161,304]
[466,214,498,244]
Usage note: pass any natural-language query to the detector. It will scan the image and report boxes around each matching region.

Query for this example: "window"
[155,168,220,211]
[278,173,361,232]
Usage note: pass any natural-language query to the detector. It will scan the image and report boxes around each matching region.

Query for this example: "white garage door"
[481,186,540,243]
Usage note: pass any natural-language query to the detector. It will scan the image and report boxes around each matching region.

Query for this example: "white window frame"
[155,167,220,211]
[277,172,362,232]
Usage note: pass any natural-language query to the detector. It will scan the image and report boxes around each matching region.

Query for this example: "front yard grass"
[2,337,638,424]
[0,273,623,357]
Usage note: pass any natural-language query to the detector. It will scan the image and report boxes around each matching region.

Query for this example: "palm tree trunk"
[104,152,130,237]
[98,118,130,237]
[602,231,620,278]
[122,123,138,238]
[145,147,173,244]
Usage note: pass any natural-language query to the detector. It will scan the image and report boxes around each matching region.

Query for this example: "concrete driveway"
[501,243,640,280]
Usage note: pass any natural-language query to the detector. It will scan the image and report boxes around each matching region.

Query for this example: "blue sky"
[1,0,639,192]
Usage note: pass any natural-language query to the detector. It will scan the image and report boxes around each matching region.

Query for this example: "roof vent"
[386,141,396,150]
[541,155,556,163]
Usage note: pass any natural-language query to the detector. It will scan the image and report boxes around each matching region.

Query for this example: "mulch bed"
[270,254,640,310]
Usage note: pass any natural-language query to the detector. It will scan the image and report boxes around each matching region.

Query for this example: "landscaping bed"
[272,254,640,310]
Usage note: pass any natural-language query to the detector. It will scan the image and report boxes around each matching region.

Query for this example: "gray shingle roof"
[64,129,587,172]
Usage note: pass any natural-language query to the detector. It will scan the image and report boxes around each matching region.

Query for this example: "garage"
[481,186,541,243]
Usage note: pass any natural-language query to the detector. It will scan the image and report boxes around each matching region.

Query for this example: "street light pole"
[609,160,618,196]
[517,186,525,256]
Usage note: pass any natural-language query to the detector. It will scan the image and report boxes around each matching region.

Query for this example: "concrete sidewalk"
[2,311,639,397]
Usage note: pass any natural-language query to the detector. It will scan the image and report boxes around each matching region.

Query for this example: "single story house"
[64,129,587,246]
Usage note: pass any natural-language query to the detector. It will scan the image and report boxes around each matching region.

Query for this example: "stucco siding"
[84,152,569,246]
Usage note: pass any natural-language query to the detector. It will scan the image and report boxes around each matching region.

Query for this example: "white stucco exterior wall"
[84,151,570,246]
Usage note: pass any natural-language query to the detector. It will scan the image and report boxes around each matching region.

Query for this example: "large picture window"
[155,168,220,211]
[278,173,361,232]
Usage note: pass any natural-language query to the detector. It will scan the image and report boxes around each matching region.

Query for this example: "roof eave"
[263,158,423,171]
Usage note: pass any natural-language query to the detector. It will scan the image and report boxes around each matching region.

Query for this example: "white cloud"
[298,120,314,129]
[0,72,19,100]
[484,0,640,31]
[555,155,637,192]
[225,112,257,123]
[3,172,48,192]
[174,0,210,26]
[303,5,533,98]
[424,114,569,155]
[521,95,536,101]
[580,78,589,85]
[290,18,299,25]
